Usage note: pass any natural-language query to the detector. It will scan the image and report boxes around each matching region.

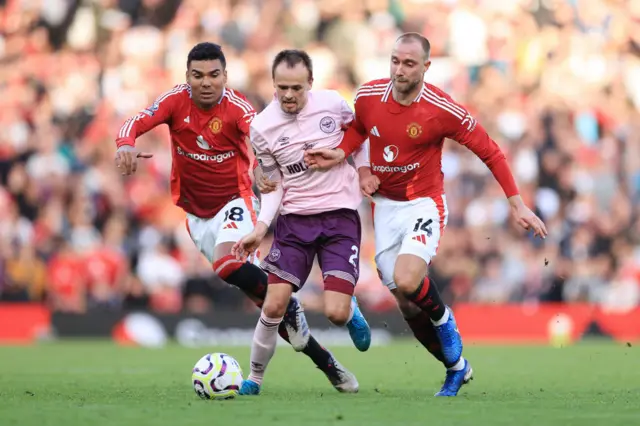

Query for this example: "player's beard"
[394,77,421,95]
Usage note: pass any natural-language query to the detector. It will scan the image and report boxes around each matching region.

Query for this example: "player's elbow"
[484,151,507,170]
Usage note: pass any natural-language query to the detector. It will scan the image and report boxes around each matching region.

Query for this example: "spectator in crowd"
[1,0,639,313]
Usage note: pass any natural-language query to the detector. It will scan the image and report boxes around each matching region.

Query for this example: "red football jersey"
[339,78,518,201]
[116,84,256,218]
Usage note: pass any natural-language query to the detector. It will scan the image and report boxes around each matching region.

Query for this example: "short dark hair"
[271,49,313,80]
[187,42,226,69]
[396,33,431,60]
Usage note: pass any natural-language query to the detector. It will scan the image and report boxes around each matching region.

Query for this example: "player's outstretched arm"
[506,194,547,238]
[115,85,183,175]
[437,89,547,238]
[115,146,153,176]
[232,178,284,261]
[235,128,285,260]
[304,147,346,170]
[305,97,369,170]
[232,221,269,261]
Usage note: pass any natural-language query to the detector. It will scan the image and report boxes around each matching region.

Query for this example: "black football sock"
[404,311,447,365]
[404,277,447,322]
[223,262,268,304]
[300,336,336,374]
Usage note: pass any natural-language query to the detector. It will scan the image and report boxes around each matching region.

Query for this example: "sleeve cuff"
[116,138,136,149]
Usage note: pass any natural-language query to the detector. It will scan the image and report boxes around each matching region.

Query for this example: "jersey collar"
[218,87,226,104]
[382,81,424,104]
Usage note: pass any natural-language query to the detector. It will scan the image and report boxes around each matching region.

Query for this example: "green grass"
[0,340,638,426]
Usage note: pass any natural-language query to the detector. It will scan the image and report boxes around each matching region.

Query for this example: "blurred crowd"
[1,0,640,315]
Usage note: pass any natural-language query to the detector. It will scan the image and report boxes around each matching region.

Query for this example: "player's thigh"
[185,213,217,264]
[213,196,258,247]
[316,209,362,294]
[212,196,261,264]
[395,196,447,287]
[371,200,403,290]
[260,214,318,291]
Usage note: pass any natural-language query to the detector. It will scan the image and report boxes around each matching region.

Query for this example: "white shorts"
[185,196,260,264]
[372,194,449,290]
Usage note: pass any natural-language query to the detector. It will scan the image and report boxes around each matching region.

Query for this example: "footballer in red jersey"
[115,42,358,393]
[306,33,547,397]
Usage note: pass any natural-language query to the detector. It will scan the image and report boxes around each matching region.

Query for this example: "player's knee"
[263,298,288,318]
[262,284,291,318]
[325,304,350,326]
[393,269,421,294]
[323,276,354,326]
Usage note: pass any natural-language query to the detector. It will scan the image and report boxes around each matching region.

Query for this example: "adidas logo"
[411,234,427,245]
[223,222,238,230]
[184,116,190,123]
[370,126,380,137]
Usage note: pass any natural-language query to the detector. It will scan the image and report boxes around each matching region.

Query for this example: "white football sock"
[247,312,283,386]
[448,357,466,371]
[346,298,355,324]
[431,307,450,326]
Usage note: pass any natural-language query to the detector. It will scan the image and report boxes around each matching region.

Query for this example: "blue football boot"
[433,306,463,365]
[238,379,261,396]
[346,296,371,352]
[435,358,473,397]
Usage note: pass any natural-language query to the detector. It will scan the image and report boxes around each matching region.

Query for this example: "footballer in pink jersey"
[232,50,372,395]
[115,42,358,394]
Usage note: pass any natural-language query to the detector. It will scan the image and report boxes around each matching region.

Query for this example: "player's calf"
[403,277,462,366]
[393,258,446,322]
[213,254,268,300]
[393,256,462,365]
[392,290,446,364]
[245,282,294,391]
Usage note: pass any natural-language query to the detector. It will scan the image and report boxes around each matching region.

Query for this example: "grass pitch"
[0,340,638,426]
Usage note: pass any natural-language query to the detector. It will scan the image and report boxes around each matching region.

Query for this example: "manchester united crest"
[209,117,223,134]
[406,122,423,139]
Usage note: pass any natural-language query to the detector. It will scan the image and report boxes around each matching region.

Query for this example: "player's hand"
[232,222,269,261]
[252,164,278,193]
[358,168,380,201]
[509,195,548,239]
[304,148,345,170]
[257,175,278,193]
[115,146,153,176]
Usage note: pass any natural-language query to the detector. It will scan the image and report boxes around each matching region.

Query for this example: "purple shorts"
[260,208,361,293]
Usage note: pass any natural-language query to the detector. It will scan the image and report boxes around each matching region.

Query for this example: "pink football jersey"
[251,90,369,225]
